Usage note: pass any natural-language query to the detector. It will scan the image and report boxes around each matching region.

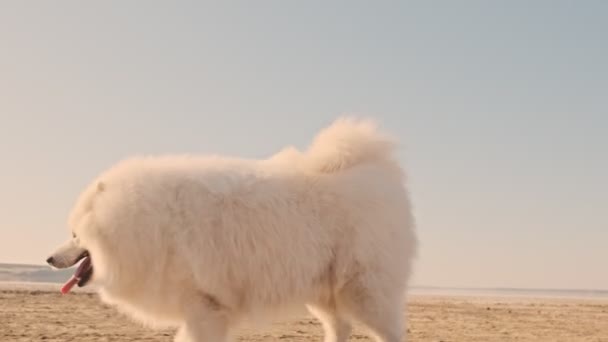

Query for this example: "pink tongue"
[60,256,91,294]
[61,276,78,294]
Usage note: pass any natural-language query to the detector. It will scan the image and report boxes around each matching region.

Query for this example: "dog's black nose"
[46,256,54,265]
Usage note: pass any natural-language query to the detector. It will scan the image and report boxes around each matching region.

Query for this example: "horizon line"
[2,262,607,293]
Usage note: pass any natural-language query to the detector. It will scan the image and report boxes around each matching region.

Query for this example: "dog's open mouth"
[61,251,93,294]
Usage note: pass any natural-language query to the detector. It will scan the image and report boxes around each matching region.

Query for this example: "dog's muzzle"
[47,239,94,293]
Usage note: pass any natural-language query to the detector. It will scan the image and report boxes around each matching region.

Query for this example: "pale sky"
[1,1,606,290]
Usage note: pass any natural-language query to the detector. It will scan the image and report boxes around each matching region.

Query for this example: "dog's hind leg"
[306,302,352,342]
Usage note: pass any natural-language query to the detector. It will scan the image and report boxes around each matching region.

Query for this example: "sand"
[1,284,607,341]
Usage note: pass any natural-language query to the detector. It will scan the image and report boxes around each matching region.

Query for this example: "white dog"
[47,117,417,342]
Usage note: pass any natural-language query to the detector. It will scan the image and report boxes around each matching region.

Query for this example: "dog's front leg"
[174,314,230,342]
[174,294,231,342]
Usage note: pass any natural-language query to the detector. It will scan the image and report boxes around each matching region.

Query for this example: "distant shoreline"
[409,286,608,300]
[0,281,97,293]
[2,280,606,300]
[2,261,607,300]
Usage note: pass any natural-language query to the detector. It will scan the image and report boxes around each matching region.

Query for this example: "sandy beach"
[1,284,607,342]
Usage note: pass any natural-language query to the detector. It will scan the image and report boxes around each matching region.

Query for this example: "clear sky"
[1,1,606,290]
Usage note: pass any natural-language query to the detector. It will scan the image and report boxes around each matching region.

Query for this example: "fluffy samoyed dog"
[47,118,417,342]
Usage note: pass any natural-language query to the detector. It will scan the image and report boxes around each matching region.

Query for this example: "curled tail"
[304,117,399,173]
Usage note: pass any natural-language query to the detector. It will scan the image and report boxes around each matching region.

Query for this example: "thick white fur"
[66,117,417,342]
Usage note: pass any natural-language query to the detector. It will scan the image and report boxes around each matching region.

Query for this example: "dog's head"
[46,181,107,294]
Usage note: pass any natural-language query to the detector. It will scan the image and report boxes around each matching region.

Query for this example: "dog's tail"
[304,117,399,174]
